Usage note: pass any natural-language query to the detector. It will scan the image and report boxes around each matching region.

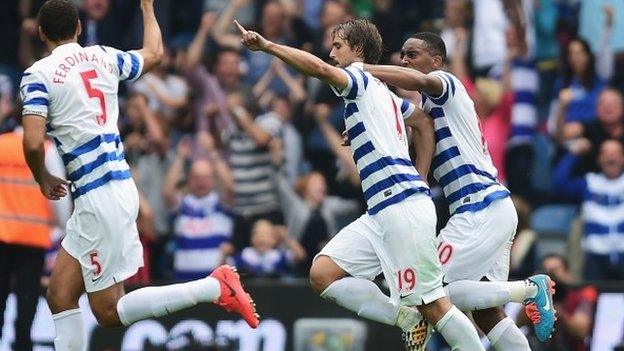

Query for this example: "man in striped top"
[366,32,556,349]
[162,134,235,281]
[20,1,258,349]
[236,19,486,351]
[226,91,284,249]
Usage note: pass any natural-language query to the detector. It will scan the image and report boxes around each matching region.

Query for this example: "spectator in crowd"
[440,0,470,63]
[0,119,57,351]
[184,12,250,136]
[119,93,168,166]
[520,253,597,351]
[213,0,297,95]
[509,196,538,280]
[258,94,304,184]
[203,0,255,29]
[227,219,306,278]
[471,0,508,77]
[551,6,614,142]
[78,0,137,48]
[534,0,559,119]
[132,47,189,122]
[271,132,360,271]
[252,59,306,110]
[162,134,235,281]
[552,139,624,280]
[311,102,361,191]
[562,87,624,175]
[226,91,284,250]
[579,2,623,89]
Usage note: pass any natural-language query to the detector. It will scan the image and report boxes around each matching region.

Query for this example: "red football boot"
[210,265,260,328]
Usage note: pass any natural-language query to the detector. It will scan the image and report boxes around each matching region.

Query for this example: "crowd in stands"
[1,0,624,349]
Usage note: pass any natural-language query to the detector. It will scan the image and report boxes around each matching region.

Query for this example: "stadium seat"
[531,134,556,194]
[532,204,579,256]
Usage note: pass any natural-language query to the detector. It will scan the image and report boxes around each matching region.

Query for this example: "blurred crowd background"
[1,0,624,350]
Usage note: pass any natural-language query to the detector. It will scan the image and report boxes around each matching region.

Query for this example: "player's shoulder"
[344,63,371,87]
[24,57,51,76]
[422,70,464,106]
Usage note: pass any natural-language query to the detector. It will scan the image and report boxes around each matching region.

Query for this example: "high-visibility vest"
[0,131,52,249]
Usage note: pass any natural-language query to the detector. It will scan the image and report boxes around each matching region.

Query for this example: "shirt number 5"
[80,70,107,126]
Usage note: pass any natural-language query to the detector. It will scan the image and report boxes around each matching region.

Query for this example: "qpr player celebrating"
[366,32,556,350]
[235,18,486,351]
[21,1,258,350]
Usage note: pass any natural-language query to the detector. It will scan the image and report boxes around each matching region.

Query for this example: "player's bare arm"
[405,108,435,181]
[234,20,348,90]
[22,115,68,200]
[136,0,163,73]
[364,64,443,97]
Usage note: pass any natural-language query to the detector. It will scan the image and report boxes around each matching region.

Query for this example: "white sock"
[116,277,221,325]
[487,317,531,351]
[444,280,537,311]
[53,308,86,351]
[435,305,486,351]
[320,277,399,326]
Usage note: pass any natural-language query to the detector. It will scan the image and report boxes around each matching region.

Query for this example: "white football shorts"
[62,179,143,292]
[317,194,446,306]
[437,196,518,283]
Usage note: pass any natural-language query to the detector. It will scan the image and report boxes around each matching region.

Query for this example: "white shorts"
[317,195,446,306]
[62,179,143,292]
[438,196,518,283]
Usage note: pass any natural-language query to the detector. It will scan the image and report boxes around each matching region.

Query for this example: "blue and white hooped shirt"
[20,42,143,199]
[331,62,430,215]
[421,71,510,216]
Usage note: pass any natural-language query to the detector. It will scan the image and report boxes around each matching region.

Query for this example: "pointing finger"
[234,20,247,35]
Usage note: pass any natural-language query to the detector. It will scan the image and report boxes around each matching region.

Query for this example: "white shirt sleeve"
[20,69,50,119]
[330,63,369,99]
[422,71,456,105]
[102,45,145,82]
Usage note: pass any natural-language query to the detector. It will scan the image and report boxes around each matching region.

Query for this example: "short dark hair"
[411,32,447,62]
[38,0,79,42]
[332,19,383,64]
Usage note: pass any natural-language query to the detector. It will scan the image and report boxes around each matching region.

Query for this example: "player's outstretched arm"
[136,0,163,73]
[234,20,348,90]
[364,64,443,97]
[405,109,435,181]
[22,115,69,200]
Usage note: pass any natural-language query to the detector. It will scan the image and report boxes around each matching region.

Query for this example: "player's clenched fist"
[234,20,269,51]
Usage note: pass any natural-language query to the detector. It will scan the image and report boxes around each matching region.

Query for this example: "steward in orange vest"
[0,130,53,249]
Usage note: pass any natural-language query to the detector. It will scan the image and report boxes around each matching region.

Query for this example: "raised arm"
[197,131,234,202]
[136,0,163,73]
[551,149,588,200]
[212,0,247,49]
[235,20,348,90]
[364,64,443,96]
[405,108,435,180]
[162,139,191,210]
[186,12,216,69]
[274,60,307,103]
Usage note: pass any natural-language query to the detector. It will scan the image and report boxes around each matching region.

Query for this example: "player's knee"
[91,301,122,327]
[309,256,342,294]
[46,285,78,313]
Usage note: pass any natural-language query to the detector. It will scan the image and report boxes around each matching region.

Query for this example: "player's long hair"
[331,19,383,64]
